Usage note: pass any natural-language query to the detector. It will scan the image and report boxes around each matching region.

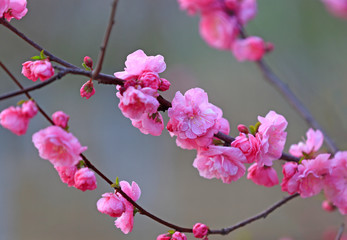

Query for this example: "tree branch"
[209,193,299,235]
[335,223,345,240]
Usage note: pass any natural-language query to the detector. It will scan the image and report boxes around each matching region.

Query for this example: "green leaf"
[77,160,85,169]
[111,177,120,188]
[40,50,46,60]
[133,208,139,216]
[254,121,261,132]
[31,56,41,60]
[299,157,305,164]
[82,62,91,71]
[249,125,256,135]
[168,230,175,235]
[17,100,26,106]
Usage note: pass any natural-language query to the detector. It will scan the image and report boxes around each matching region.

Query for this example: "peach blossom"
[74,167,97,191]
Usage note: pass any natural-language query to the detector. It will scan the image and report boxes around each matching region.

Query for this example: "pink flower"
[231,133,261,163]
[52,111,70,129]
[80,80,95,99]
[21,60,54,82]
[0,0,9,18]
[193,145,247,184]
[257,111,288,166]
[131,112,164,136]
[199,11,239,50]
[117,86,159,120]
[247,163,279,187]
[115,181,141,234]
[167,88,224,150]
[138,71,161,90]
[232,36,267,62]
[0,106,29,135]
[193,223,209,238]
[281,162,299,195]
[324,151,347,214]
[289,128,324,158]
[3,0,27,21]
[178,0,217,15]
[157,233,172,240]
[97,192,126,218]
[54,165,77,187]
[237,0,257,25]
[21,100,38,118]
[32,126,87,167]
[172,232,187,240]
[322,0,347,19]
[114,49,166,81]
[74,167,97,191]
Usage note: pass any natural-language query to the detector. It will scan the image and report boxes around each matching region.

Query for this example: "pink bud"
[74,167,97,191]
[158,78,171,91]
[265,42,274,52]
[193,223,209,238]
[237,124,249,134]
[321,200,336,212]
[21,100,38,118]
[156,233,171,240]
[83,56,93,69]
[172,231,187,240]
[22,60,54,82]
[80,80,95,99]
[97,192,126,217]
[55,165,77,187]
[52,111,70,129]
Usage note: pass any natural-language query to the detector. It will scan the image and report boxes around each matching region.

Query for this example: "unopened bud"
[237,124,249,134]
[265,42,274,52]
[322,200,336,212]
[83,56,93,69]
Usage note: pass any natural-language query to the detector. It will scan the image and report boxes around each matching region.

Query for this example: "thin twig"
[0,18,77,69]
[209,193,299,235]
[92,0,119,79]
[335,223,345,240]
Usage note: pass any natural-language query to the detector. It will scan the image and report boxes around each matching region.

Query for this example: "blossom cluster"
[0,0,27,21]
[177,0,273,61]
[114,50,171,136]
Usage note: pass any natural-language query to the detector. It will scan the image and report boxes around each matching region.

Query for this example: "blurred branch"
[335,223,345,240]
[92,0,119,79]
[209,193,300,235]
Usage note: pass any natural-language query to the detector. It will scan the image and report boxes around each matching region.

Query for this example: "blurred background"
[0,0,347,239]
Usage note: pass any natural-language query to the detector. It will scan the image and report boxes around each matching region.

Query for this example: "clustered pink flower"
[167,88,228,150]
[1,0,28,21]
[178,0,272,61]
[22,59,54,82]
[74,167,97,191]
[114,50,169,136]
[157,232,187,240]
[193,145,246,183]
[231,133,260,163]
[97,192,125,218]
[0,100,38,135]
[247,163,279,187]
[321,0,347,19]
[289,128,324,158]
[52,111,70,129]
[80,80,95,99]
[193,223,209,239]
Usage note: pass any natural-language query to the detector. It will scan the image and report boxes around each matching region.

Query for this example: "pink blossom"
[289,128,324,158]
[54,165,77,187]
[322,0,347,19]
[167,88,224,150]
[172,232,187,240]
[80,80,95,99]
[247,163,279,187]
[237,0,257,25]
[115,181,141,234]
[3,0,27,21]
[321,200,336,212]
[117,86,159,120]
[32,126,87,167]
[193,223,209,238]
[97,192,126,218]
[0,106,29,135]
[324,151,347,214]
[138,71,161,90]
[74,167,97,191]
[257,111,288,166]
[0,0,9,18]
[157,233,172,240]
[114,49,166,81]
[232,36,266,62]
[199,11,239,50]
[131,112,164,136]
[193,145,247,184]
[21,100,38,118]
[52,111,70,129]
[178,0,217,15]
[21,60,54,82]
[281,162,299,195]
[158,78,171,91]
[231,133,261,163]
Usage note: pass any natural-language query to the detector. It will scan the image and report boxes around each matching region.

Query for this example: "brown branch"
[209,193,299,235]
[0,18,77,69]
[92,0,119,79]
[335,223,345,240]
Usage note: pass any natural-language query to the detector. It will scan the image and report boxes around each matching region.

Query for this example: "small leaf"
[77,160,85,169]
[40,50,46,60]
[111,177,120,188]
[254,121,261,132]
[17,100,26,106]
[133,208,139,216]
[249,125,256,135]
[31,56,41,60]
[299,156,305,164]
[168,230,175,235]
[82,62,91,71]
[115,177,119,186]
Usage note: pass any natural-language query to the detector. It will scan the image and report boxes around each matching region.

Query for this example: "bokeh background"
[0,0,347,239]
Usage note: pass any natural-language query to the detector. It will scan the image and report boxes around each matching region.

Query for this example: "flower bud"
[80,80,95,99]
[21,100,38,118]
[83,56,93,69]
[158,78,171,91]
[52,111,70,129]
[237,124,249,134]
[321,200,336,212]
[97,192,126,217]
[74,167,97,191]
[193,223,209,238]
[156,233,171,240]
